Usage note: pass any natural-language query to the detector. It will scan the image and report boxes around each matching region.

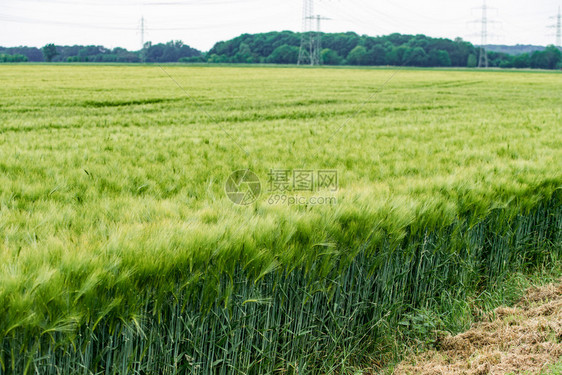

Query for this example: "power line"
[0,13,137,30]
[0,12,268,32]
[319,1,394,35]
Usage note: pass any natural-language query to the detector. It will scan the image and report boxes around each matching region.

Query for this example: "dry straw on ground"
[395,282,562,375]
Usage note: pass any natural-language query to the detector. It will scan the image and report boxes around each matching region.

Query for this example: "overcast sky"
[0,0,559,51]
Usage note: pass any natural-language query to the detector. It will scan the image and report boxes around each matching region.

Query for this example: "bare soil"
[394,281,562,374]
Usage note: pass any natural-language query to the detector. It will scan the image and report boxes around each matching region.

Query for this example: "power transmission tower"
[298,0,314,65]
[308,15,330,65]
[469,0,498,68]
[478,0,489,68]
[297,0,331,66]
[549,6,561,49]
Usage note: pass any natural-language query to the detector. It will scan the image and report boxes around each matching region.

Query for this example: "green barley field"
[0,65,561,374]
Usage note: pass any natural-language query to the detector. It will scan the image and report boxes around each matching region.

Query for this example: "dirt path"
[394,281,562,374]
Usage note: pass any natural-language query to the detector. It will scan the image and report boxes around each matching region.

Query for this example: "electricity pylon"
[549,6,561,49]
[298,0,314,65]
[308,15,330,66]
[478,0,489,68]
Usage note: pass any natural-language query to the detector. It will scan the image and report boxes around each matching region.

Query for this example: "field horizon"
[5,61,562,73]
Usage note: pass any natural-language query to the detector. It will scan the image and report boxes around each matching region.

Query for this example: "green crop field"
[0,65,561,374]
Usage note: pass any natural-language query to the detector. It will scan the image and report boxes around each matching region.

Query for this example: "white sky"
[0,0,559,51]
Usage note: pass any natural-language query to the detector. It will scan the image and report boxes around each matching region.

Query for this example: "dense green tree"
[207,53,229,63]
[385,45,408,65]
[362,37,382,51]
[386,33,412,46]
[437,50,452,66]
[467,54,477,68]
[512,53,531,68]
[322,32,361,57]
[233,43,254,63]
[0,54,28,62]
[499,58,514,68]
[404,47,427,66]
[143,41,200,63]
[0,47,42,61]
[208,31,300,60]
[347,45,368,65]
[367,45,387,65]
[179,55,206,63]
[428,50,451,67]
[112,47,141,62]
[267,45,299,64]
[407,35,430,50]
[487,51,511,67]
[529,48,562,69]
[530,45,562,69]
[42,44,58,62]
[321,48,343,65]
[448,39,476,66]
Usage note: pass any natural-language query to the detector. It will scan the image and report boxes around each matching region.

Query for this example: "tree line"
[1,32,561,69]
[204,31,562,69]
[1,41,200,63]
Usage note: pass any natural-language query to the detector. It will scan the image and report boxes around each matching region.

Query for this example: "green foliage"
[179,55,207,63]
[0,66,561,373]
[428,50,451,67]
[0,46,43,61]
[398,308,444,347]
[22,41,200,63]
[41,43,58,62]
[0,54,28,63]
[347,45,369,65]
[386,45,408,65]
[267,44,300,64]
[404,46,427,66]
[513,53,531,68]
[323,32,362,57]
[321,48,344,65]
[368,45,387,65]
[142,40,200,63]
[204,32,480,67]
[547,359,562,374]
[62,46,142,63]
[530,45,562,69]
[231,42,254,63]
[5,34,560,69]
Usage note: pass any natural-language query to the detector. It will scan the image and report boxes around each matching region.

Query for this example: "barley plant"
[0,65,561,374]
